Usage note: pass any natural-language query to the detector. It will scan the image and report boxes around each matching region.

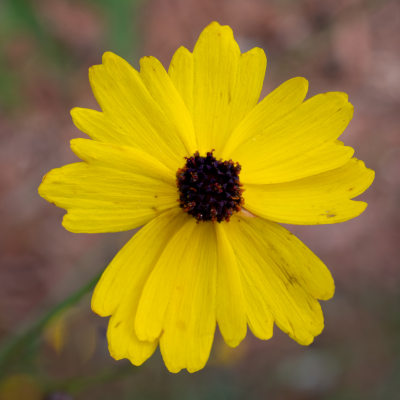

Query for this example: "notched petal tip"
[101,51,119,64]
[318,91,351,110]
[88,63,103,84]
[241,46,267,70]
[38,169,59,200]
[139,55,167,78]
[62,212,93,234]
[356,200,368,213]
[322,91,348,100]
[292,76,309,91]
[162,355,209,374]
[139,55,157,67]
[40,172,49,184]
[177,45,191,55]
[164,364,182,374]
[337,92,349,101]
[368,168,376,184]
[91,286,111,317]
[291,333,316,346]
[91,305,107,318]
[205,21,222,29]
[187,364,207,374]
[88,52,122,81]
[108,348,122,361]
[200,21,234,40]
[70,107,79,118]
[61,214,74,232]
[319,283,335,301]
[87,64,104,81]
[223,335,246,348]
[69,137,81,146]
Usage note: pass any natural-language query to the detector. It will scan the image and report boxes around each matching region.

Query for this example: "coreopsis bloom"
[39,22,374,373]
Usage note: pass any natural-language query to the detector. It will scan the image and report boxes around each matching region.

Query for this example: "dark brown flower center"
[176,150,245,223]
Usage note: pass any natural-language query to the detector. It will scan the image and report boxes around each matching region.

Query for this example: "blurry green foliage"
[96,0,144,62]
[0,0,143,109]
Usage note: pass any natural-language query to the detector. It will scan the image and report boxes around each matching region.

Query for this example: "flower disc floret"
[176,150,245,223]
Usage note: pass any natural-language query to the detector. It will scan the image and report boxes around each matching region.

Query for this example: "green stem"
[0,271,102,375]
[54,363,140,395]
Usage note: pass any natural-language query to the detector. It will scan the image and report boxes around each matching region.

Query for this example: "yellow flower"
[38,22,374,373]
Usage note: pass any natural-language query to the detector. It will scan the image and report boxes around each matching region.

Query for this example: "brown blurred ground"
[0,0,400,399]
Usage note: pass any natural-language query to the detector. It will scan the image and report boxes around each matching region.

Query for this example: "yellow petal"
[192,22,266,156]
[222,77,309,157]
[71,138,174,184]
[88,52,190,171]
[94,209,188,365]
[136,220,217,373]
[39,163,175,211]
[168,46,194,117]
[227,215,326,345]
[223,214,274,341]
[236,247,274,340]
[92,208,188,316]
[244,157,375,225]
[38,141,178,233]
[108,321,159,367]
[71,108,128,146]
[139,56,197,155]
[62,209,170,234]
[215,223,247,347]
[230,92,354,184]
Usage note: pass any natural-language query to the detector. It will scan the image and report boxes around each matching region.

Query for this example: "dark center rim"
[176,150,245,223]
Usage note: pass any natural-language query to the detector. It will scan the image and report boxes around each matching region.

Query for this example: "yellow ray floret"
[230,92,355,184]
[215,224,247,348]
[39,140,178,233]
[221,76,309,157]
[244,157,375,224]
[227,216,328,345]
[87,52,193,171]
[94,209,188,366]
[135,218,217,373]
[169,22,267,157]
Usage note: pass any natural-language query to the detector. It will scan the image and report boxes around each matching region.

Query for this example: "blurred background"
[0,0,399,399]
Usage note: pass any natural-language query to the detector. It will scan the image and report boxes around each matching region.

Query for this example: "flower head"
[39,22,374,373]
